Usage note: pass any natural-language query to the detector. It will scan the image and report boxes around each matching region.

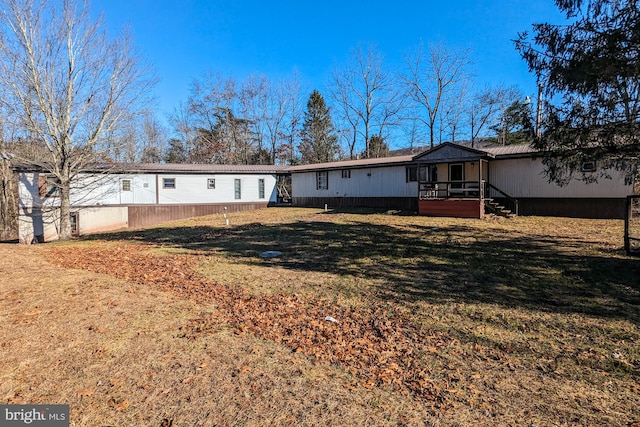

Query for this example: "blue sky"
[94,0,566,125]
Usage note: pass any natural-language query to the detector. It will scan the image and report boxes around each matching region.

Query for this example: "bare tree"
[330,44,404,158]
[168,102,195,161]
[403,42,472,148]
[467,85,518,147]
[186,72,238,163]
[0,0,155,240]
[0,152,17,240]
[277,75,305,165]
[140,110,167,163]
[239,75,268,163]
[261,76,302,164]
[491,86,525,145]
[441,80,469,143]
[330,69,360,159]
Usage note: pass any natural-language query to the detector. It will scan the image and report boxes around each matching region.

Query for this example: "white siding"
[17,173,40,208]
[157,174,277,204]
[292,166,417,198]
[489,158,632,198]
[76,206,129,234]
[18,172,278,208]
[17,207,59,243]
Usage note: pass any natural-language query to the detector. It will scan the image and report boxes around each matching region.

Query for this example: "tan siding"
[489,158,631,198]
[291,166,417,199]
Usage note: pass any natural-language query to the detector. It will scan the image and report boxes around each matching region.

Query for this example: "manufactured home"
[15,163,286,243]
[289,143,633,219]
[11,143,635,242]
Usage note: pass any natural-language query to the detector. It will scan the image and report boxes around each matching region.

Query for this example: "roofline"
[9,144,543,175]
[412,142,496,162]
[11,162,287,175]
[286,155,416,173]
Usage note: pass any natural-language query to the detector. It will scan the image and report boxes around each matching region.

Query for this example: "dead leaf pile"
[49,244,455,409]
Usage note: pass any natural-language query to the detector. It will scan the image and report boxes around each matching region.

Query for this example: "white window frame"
[316,171,328,190]
[234,178,241,199]
[163,178,176,189]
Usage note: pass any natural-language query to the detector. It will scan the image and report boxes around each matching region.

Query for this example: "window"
[258,179,265,199]
[163,178,176,189]
[341,169,351,178]
[406,166,417,182]
[234,179,241,199]
[418,165,427,182]
[417,165,439,182]
[581,161,596,172]
[207,178,216,189]
[70,212,79,236]
[316,171,328,190]
[121,179,131,192]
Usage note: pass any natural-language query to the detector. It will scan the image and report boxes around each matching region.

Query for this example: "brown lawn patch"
[48,244,456,409]
[0,243,432,426]
[3,208,640,426]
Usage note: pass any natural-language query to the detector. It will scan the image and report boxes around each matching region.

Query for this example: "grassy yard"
[1,208,639,426]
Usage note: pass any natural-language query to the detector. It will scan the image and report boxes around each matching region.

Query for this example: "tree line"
[125,43,535,167]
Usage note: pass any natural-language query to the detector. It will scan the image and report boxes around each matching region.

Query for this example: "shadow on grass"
[88,218,640,323]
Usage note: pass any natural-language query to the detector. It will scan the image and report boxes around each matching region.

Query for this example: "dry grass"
[2,207,639,426]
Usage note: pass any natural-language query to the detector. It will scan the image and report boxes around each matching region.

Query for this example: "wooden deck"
[418,199,484,219]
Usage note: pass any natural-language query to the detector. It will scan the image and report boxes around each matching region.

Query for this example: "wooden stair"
[484,199,516,218]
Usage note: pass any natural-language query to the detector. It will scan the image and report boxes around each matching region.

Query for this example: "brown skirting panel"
[418,199,483,218]
[292,197,417,211]
[128,202,269,228]
[494,197,628,219]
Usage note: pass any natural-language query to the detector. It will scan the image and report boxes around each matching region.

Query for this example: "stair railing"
[485,183,519,216]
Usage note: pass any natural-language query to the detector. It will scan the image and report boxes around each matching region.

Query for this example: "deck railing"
[419,180,485,200]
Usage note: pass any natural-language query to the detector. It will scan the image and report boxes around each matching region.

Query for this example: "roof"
[412,142,495,162]
[286,143,541,173]
[481,144,539,157]
[108,163,288,174]
[9,143,540,175]
[12,162,288,174]
[287,154,416,172]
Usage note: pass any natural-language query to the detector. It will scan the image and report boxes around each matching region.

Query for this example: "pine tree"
[365,135,390,158]
[299,90,339,164]
[516,0,640,184]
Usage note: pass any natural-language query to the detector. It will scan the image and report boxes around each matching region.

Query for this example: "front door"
[120,178,134,204]
[449,163,464,190]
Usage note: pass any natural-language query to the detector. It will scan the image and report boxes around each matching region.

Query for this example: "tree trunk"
[58,179,72,240]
